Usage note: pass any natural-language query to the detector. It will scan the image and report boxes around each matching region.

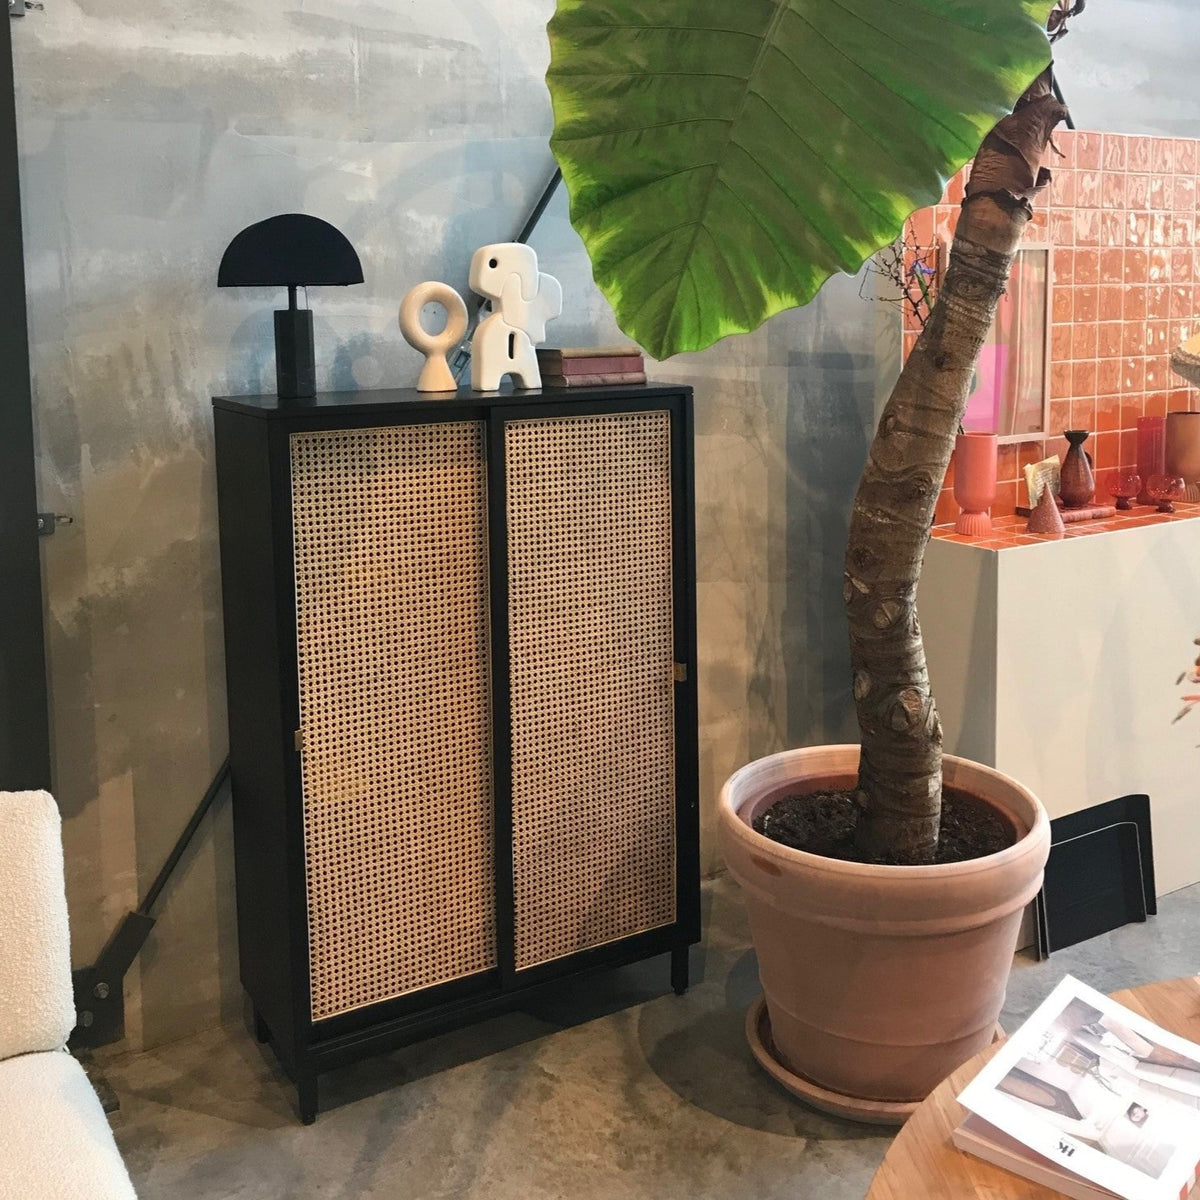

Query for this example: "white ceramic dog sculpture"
[469,242,562,391]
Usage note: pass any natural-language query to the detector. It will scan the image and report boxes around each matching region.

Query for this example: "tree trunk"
[847,71,1067,863]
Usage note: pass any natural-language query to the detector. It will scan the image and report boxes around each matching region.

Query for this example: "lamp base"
[275,308,315,399]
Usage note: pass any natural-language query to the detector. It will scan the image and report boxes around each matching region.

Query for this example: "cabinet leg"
[297,1072,319,1125]
[671,945,690,996]
[253,1009,271,1044]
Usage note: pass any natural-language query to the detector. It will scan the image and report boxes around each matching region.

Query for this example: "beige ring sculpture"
[399,280,469,393]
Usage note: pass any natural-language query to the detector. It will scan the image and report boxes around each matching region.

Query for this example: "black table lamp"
[218,214,363,398]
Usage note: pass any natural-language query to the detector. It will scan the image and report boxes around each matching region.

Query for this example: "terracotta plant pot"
[952,432,998,536]
[718,744,1050,1123]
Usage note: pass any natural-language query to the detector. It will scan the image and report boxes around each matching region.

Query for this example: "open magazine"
[957,975,1200,1200]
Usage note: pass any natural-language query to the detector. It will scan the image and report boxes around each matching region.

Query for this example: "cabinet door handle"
[673,663,688,683]
[294,729,304,753]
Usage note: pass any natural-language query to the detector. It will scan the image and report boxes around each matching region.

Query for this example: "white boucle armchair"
[0,790,137,1199]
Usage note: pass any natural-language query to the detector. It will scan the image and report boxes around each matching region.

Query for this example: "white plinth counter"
[919,506,1200,895]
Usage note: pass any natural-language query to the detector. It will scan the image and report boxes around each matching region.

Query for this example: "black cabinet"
[212,384,699,1121]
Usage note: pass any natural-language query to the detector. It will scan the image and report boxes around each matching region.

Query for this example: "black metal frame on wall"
[0,14,50,791]
[213,383,700,1124]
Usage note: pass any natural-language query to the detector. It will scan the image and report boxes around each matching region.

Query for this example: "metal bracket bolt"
[36,512,72,536]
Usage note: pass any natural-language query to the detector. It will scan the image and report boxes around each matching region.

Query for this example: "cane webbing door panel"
[504,411,677,970]
[290,422,496,1021]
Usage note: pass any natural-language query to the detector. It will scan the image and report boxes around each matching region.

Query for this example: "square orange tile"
[1097,358,1123,394]
[1125,247,1150,279]
[1152,138,1175,175]
[1076,132,1103,169]
[1050,210,1076,247]
[1076,208,1101,246]
[1103,136,1128,172]
[1093,431,1120,470]
[1051,171,1076,207]
[1074,286,1099,324]
[1124,287,1148,323]
[1100,211,1126,249]
[1071,397,1097,431]
[1098,323,1124,359]
[1053,249,1075,287]
[1095,393,1121,432]
[1049,399,1072,434]
[1099,286,1124,321]
[1128,138,1153,173]
[1077,171,1101,207]
[1018,440,1049,471]
[1072,322,1099,360]
[1123,358,1146,392]
[1052,287,1073,324]
[1050,360,1073,400]
[1127,175,1151,208]
[1099,249,1124,285]
[1146,319,1170,353]
[1121,323,1147,356]
[1101,173,1126,209]
[1121,398,1146,429]
[1075,249,1100,284]
[1175,139,1197,175]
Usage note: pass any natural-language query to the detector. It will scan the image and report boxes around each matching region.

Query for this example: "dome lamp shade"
[218,214,364,399]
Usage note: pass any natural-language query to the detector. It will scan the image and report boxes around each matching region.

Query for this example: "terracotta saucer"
[745,994,1003,1127]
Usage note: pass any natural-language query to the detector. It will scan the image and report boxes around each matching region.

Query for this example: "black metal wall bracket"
[69,758,231,1050]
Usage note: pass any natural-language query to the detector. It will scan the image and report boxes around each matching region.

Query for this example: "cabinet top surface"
[212,382,692,419]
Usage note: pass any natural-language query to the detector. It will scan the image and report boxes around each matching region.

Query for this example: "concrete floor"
[104,875,1200,1200]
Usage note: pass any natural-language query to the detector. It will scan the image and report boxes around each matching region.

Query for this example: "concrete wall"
[1053,0,1200,137]
[10,0,880,1050]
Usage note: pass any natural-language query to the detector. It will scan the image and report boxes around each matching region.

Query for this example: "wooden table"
[865,976,1200,1199]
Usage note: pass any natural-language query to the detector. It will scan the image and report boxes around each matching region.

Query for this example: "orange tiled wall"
[911,131,1200,525]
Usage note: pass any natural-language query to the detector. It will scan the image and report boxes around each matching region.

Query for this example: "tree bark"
[848,71,1067,862]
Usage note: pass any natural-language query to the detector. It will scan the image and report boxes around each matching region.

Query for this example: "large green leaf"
[547,0,1056,359]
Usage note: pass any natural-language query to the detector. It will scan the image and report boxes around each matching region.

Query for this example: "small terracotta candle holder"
[1105,469,1142,511]
[1146,473,1185,513]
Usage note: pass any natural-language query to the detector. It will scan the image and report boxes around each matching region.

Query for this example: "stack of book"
[955,975,1200,1200]
[536,345,646,387]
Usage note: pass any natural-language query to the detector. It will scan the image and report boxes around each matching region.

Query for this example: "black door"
[0,12,50,789]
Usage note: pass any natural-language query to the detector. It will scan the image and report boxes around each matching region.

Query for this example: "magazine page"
[958,975,1200,1200]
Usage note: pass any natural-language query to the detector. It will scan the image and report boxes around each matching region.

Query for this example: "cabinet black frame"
[213,384,700,1123]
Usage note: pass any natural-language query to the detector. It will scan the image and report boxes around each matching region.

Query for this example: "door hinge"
[37,512,73,536]
[294,728,304,753]
[672,662,688,682]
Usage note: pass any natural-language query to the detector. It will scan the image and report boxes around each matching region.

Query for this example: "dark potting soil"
[753,787,1015,865]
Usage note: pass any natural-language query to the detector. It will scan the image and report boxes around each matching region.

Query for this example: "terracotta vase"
[1165,412,1200,500]
[952,433,998,536]
[1059,430,1095,508]
[718,745,1050,1124]
[1136,416,1166,505]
